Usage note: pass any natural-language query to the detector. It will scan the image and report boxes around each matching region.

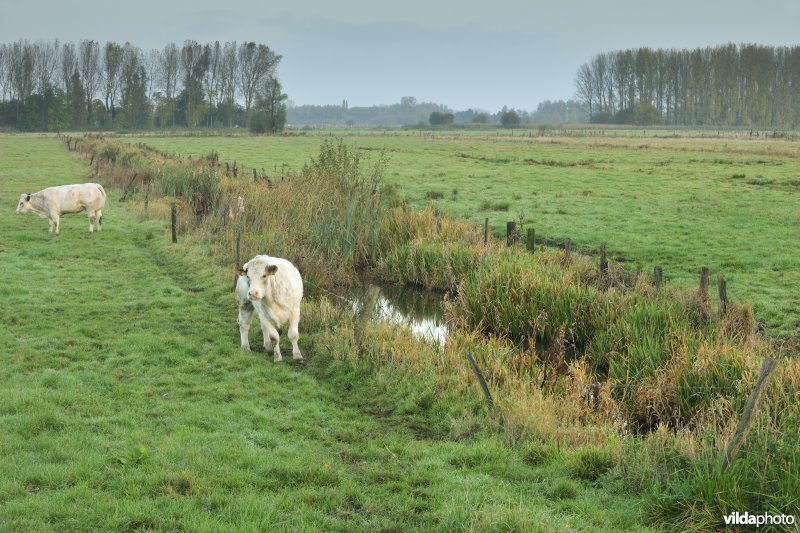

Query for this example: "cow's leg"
[87,210,96,233]
[254,302,282,362]
[263,320,282,362]
[238,304,254,351]
[96,209,103,231]
[288,307,302,361]
[47,218,54,233]
[52,214,60,235]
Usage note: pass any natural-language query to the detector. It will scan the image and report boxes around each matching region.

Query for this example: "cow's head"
[237,258,278,300]
[16,194,31,214]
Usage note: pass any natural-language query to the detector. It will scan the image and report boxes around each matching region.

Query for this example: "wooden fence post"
[506,221,518,246]
[565,238,572,258]
[720,357,778,473]
[253,168,257,181]
[171,204,177,244]
[526,228,535,252]
[466,353,494,411]
[143,181,150,214]
[699,267,710,300]
[119,173,138,202]
[591,383,600,412]
[599,244,608,274]
[484,218,489,245]
[718,275,729,314]
[654,266,663,291]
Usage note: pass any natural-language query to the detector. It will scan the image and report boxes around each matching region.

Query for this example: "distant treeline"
[575,43,800,128]
[0,39,287,132]
[288,97,449,127]
[288,97,588,127]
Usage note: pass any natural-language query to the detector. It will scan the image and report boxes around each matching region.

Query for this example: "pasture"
[0,135,650,530]
[117,130,800,339]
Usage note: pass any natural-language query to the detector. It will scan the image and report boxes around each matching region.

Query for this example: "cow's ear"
[266,264,278,275]
[235,265,247,276]
[25,194,30,202]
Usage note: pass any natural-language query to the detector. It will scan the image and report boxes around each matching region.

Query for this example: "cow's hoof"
[241,344,251,351]
[273,355,283,363]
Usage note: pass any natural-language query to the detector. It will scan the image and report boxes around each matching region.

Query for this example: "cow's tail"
[97,184,106,226]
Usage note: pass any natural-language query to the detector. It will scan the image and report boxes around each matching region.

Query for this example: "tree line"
[289,98,588,127]
[0,39,287,132]
[574,43,800,128]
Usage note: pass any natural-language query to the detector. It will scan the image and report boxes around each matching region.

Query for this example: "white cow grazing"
[236,254,303,362]
[16,183,106,234]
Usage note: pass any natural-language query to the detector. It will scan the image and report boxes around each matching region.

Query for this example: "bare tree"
[61,42,77,94]
[574,63,594,121]
[34,39,60,94]
[9,40,36,103]
[220,41,238,127]
[142,48,160,102]
[205,41,222,126]
[159,42,179,127]
[238,42,281,121]
[102,41,124,127]
[79,39,101,126]
[0,44,8,101]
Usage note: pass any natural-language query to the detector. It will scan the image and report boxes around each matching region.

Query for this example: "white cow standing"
[236,254,303,362]
[16,183,106,234]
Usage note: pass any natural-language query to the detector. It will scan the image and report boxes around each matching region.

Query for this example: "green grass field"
[0,135,650,530]
[114,131,800,339]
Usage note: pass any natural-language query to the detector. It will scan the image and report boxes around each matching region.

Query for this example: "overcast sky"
[1,0,799,111]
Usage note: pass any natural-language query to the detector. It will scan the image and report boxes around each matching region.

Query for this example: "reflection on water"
[351,283,448,346]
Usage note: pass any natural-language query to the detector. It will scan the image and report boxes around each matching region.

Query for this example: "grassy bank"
[37,133,800,530]
[0,135,656,530]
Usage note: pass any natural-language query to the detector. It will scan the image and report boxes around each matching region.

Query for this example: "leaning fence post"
[526,228,535,252]
[171,204,177,244]
[119,173,138,202]
[565,238,572,258]
[720,357,778,473]
[654,266,663,291]
[466,353,494,411]
[484,217,489,245]
[718,275,729,315]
